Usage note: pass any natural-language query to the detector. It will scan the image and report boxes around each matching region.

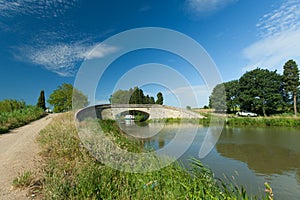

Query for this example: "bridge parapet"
[75,104,205,121]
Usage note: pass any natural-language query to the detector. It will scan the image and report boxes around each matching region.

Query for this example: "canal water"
[120,123,300,199]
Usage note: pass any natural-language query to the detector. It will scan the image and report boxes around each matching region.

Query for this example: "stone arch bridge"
[75,104,205,121]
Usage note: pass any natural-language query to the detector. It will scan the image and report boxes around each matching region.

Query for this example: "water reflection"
[216,127,300,175]
[120,122,300,199]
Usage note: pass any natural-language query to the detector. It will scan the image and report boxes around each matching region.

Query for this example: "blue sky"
[1,0,300,108]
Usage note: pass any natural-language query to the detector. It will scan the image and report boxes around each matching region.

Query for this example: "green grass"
[0,106,46,133]
[226,116,300,127]
[36,112,269,199]
[12,171,33,189]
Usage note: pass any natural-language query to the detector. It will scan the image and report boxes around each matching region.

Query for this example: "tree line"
[37,84,163,113]
[109,86,164,105]
[209,59,299,116]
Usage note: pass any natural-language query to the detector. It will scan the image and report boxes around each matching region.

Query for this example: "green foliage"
[209,60,300,116]
[109,89,131,104]
[156,92,164,105]
[209,83,226,111]
[283,59,300,115]
[0,99,26,113]
[12,171,33,188]
[224,80,239,112]
[48,83,88,112]
[203,105,209,109]
[37,113,263,199]
[109,86,158,105]
[36,90,46,110]
[129,86,145,104]
[238,68,284,116]
[226,116,300,127]
[0,106,46,133]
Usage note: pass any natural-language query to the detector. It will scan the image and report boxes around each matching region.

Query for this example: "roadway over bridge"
[75,104,205,121]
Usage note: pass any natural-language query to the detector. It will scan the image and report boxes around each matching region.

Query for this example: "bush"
[0,106,45,133]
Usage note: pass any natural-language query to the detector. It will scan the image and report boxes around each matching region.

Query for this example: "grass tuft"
[12,171,33,189]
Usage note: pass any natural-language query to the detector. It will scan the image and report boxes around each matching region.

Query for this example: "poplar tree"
[283,60,300,116]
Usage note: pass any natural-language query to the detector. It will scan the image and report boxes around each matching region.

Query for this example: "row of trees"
[109,86,164,105]
[38,84,163,113]
[209,59,299,116]
[37,83,88,113]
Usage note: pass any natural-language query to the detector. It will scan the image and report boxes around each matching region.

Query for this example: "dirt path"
[0,114,56,200]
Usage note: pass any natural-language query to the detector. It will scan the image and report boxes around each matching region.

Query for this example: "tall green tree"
[48,83,88,113]
[209,83,226,111]
[238,68,284,116]
[283,60,300,116]
[224,80,239,112]
[156,92,164,105]
[36,90,46,110]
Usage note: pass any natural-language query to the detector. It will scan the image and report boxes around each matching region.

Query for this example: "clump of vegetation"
[0,99,46,134]
[0,99,26,112]
[48,83,88,113]
[37,112,267,199]
[12,171,33,189]
[226,116,300,127]
[109,86,163,105]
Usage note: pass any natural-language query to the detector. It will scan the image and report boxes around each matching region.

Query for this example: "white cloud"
[85,44,119,60]
[18,42,119,77]
[243,0,300,72]
[186,0,238,15]
[0,0,78,18]
[256,0,300,38]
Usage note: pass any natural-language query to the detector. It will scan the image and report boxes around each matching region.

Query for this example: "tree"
[238,68,284,116]
[283,60,299,116]
[156,92,164,105]
[48,83,88,113]
[109,89,131,104]
[109,87,157,104]
[224,80,239,113]
[36,90,46,110]
[209,83,226,111]
[149,97,155,104]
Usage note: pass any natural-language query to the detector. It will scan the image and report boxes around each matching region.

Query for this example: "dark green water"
[120,123,300,199]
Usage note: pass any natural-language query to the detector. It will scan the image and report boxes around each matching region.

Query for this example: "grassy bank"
[225,116,300,127]
[36,112,269,199]
[0,106,46,134]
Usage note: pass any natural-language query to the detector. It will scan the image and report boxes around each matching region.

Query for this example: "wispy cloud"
[85,44,119,60]
[256,0,300,38]
[0,0,78,18]
[243,0,300,72]
[185,0,238,16]
[16,42,119,77]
